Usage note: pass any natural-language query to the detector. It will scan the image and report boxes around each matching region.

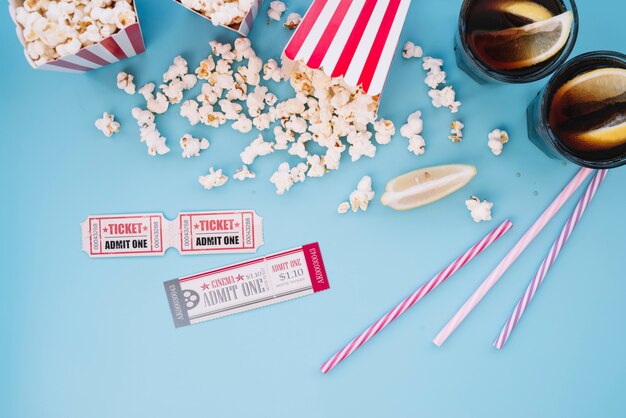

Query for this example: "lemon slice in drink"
[469,11,573,71]
[381,164,477,211]
[551,68,626,119]
[497,1,553,22]
[573,122,626,150]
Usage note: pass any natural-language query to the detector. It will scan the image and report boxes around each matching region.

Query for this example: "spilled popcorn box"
[282,0,412,110]
[173,0,264,36]
[8,0,145,73]
[81,210,263,258]
[164,242,329,327]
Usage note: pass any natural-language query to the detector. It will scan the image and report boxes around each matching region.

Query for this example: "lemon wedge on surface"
[498,1,553,22]
[381,164,477,211]
[469,11,573,70]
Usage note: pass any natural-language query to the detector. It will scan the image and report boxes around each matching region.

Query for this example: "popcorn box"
[8,0,145,73]
[173,0,264,36]
[283,0,411,98]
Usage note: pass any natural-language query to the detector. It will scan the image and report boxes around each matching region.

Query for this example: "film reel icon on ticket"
[80,210,263,257]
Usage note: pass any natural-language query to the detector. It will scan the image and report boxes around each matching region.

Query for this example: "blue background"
[1,1,625,417]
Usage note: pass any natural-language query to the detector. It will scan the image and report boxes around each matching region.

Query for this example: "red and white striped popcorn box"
[8,0,145,73]
[283,0,411,99]
[173,0,264,36]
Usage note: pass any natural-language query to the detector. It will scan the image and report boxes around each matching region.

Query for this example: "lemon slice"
[551,68,626,119]
[573,122,626,150]
[469,11,573,70]
[497,1,553,22]
[381,164,477,210]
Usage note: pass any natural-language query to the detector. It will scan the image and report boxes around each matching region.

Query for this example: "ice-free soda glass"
[527,51,626,168]
[455,0,578,83]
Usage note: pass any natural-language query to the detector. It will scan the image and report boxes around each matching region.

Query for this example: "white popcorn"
[234,165,256,181]
[306,154,325,177]
[246,85,268,117]
[199,105,226,127]
[466,196,493,223]
[422,57,447,89]
[290,162,308,184]
[197,83,221,105]
[253,112,274,131]
[402,41,423,59]
[116,71,136,95]
[349,176,375,212]
[268,1,286,21]
[347,131,376,161]
[163,55,188,82]
[284,12,302,30]
[372,118,395,145]
[488,129,509,156]
[232,115,253,133]
[337,202,350,214]
[209,41,236,61]
[407,136,426,155]
[285,115,308,134]
[238,56,263,86]
[274,126,295,150]
[180,134,209,158]
[234,37,255,62]
[240,134,274,164]
[95,112,120,137]
[180,100,201,126]
[270,162,295,195]
[140,123,170,156]
[131,107,155,127]
[15,1,138,65]
[429,86,461,113]
[219,99,243,120]
[324,144,344,170]
[199,167,228,190]
[449,121,464,143]
[195,56,216,79]
[288,132,311,158]
[263,59,283,82]
[147,92,169,114]
[138,83,155,101]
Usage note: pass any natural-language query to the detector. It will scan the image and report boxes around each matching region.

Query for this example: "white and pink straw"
[433,167,594,347]
[320,219,513,374]
[494,169,607,349]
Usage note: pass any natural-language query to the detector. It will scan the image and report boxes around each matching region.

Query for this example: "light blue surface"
[1,1,625,417]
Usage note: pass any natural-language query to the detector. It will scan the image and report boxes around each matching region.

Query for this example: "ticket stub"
[81,210,263,258]
[164,243,330,327]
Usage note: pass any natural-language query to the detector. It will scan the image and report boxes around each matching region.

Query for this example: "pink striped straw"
[320,219,513,374]
[494,169,607,349]
[433,167,594,347]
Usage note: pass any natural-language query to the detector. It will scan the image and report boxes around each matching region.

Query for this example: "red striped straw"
[494,169,608,349]
[320,219,513,374]
[433,167,593,347]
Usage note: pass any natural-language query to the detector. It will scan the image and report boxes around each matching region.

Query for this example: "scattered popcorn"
[219,99,243,120]
[140,123,170,156]
[234,37,256,62]
[180,100,201,126]
[131,107,155,127]
[337,202,350,214]
[422,57,446,89]
[400,111,425,155]
[180,0,255,28]
[180,134,209,158]
[138,83,155,101]
[465,196,493,223]
[284,12,302,30]
[306,154,325,177]
[14,0,138,66]
[449,121,464,143]
[429,86,461,113]
[234,165,256,181]
[240,134,274,164]
[95,112,120,137]
[232,115,253,133]
[263,59,283,82]
[348,176,375,212]
[488,128,509,156]
[270,162,295,195]
[239,56,263,86]
[402,41,423,59]
[116,71,136,95]
[372,118,395,145]
[199,167,228,190]
[268,1,286,21]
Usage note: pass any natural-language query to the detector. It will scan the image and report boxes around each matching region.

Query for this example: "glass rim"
[539,50,626,169]
[457,0,580,84]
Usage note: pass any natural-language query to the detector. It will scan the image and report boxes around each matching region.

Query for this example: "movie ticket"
[80,210,263,258]
[164,243,330,327]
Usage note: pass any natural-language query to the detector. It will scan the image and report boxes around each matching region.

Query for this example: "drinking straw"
[433,167,594,347]
[493,169,607,349]
[320,219,514,374]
